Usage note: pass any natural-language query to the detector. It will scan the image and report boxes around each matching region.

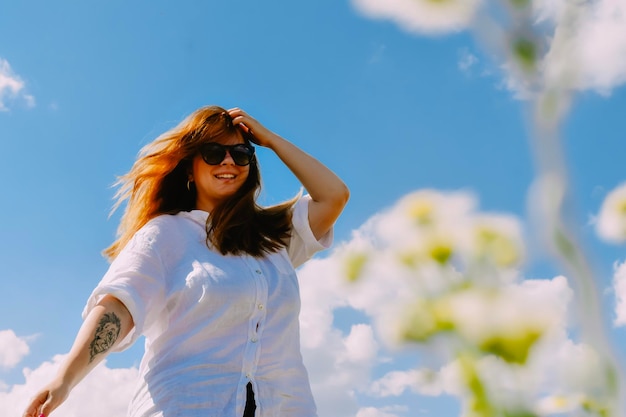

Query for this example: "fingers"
[23,388,62,417]
[227,108,263,142]
[226,108,249,130]
[227,107,245,118]
[40,392,56,417]
[226,107,283,149]
[23,391,49,417]
[227,108,249,128]
[227,108,260,126]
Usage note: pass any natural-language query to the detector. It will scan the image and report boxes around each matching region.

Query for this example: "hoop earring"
[187,180,192,191]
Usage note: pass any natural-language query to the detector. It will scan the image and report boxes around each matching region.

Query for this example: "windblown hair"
[103,105,298,261]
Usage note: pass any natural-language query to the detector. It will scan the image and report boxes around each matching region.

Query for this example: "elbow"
[99,295,135,337]
[340,183,350,206]
[334,182,350,211]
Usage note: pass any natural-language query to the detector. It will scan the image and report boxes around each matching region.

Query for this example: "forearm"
[268,135,349,206]
[268,135,349,239]
[56,295,134,389]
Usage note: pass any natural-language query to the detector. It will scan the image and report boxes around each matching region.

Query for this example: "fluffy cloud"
[0,58,35,111]
[370,368,454,397]
[0,354,138,417]
[297,256,380,416]
[458,48,479,74]
[0,330,30,369]
[356,406,407,417]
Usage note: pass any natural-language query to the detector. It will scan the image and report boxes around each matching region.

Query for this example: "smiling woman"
[22,105,349,417]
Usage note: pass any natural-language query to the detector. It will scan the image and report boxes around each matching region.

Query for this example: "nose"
[220,150,235,165]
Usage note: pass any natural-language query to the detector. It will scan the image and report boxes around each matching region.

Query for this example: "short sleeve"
[82,221,168,351]
[287,195,333,268]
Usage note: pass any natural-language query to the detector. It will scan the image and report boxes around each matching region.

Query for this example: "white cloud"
[0,354,137,417]
[297,256,380,417]
[458,48,479,73]
[350,0,481,35]
[0,330,30,369]
[613,261,626,326]
[370,368,448,397]
[0,58,35,111]
[343,324,379,363]
[356,406,404,417]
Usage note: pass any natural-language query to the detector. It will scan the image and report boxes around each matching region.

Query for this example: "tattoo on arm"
[88,312,121,363]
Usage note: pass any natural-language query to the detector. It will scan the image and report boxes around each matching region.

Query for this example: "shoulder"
[135,214,181,243]
[118,212,206,270]
[130,212,202,253]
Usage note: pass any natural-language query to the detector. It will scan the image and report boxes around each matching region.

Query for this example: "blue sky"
[1,1,626,416]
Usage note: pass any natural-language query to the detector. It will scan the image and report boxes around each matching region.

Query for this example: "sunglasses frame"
[199,142,255,166]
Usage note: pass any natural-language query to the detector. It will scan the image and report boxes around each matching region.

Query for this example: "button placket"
[241,257,268,382]
[250,263,267,343]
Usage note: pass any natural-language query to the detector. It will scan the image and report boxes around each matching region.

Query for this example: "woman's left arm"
[229,108,349,240]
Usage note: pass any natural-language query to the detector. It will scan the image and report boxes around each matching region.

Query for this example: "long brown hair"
[104,105,297,261]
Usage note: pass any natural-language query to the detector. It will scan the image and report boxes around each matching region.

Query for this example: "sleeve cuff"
[289,195,334,268]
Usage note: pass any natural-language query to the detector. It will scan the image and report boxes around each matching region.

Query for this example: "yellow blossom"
[344,252,369,282]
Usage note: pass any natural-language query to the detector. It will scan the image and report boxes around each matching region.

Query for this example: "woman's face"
[191,134,250,212]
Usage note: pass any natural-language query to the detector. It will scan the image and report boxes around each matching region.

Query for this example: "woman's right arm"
[23,295,134,417]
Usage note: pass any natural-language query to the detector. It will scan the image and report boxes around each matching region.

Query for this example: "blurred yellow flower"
[407,198,435,225]
[344,252,369,282]
[596,182,626,244]
[351,0,481,34]
[474,223,523,268]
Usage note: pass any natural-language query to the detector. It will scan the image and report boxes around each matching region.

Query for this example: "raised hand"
[227,107,282,149]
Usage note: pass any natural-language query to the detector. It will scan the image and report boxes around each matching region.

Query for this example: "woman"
[23,106,349,417]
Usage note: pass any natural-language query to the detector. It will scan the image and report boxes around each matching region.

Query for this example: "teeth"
[216,174,236,179]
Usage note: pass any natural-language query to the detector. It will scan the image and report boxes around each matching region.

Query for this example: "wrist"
[263,134,289,152]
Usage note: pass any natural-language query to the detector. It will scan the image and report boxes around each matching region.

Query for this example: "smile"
[215,174,236,179]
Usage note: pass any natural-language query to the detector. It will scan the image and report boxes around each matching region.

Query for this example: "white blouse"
[83,195,332,417]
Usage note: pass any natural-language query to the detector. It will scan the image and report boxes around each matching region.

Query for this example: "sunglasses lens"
[201,144,227,165]
[230,145,253,166]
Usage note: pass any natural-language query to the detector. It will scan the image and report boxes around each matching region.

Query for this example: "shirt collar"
[178,210,209,227]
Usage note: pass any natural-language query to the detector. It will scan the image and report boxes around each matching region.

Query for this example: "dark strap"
[243,382,256,417]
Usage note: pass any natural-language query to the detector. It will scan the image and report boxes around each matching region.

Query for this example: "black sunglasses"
[199,143,255,166]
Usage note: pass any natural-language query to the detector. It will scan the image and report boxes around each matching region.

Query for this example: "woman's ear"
[186,162,194,180]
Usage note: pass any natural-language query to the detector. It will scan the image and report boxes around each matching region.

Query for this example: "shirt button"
[246,373,251,379]
[258,304,264,310]
[255,269,262,274]
[251,337,258,343]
